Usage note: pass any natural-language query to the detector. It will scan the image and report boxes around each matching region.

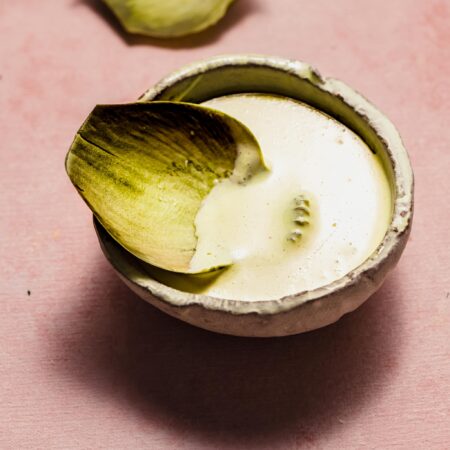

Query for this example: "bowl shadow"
[73,0,260,49]
[53,257,403,446]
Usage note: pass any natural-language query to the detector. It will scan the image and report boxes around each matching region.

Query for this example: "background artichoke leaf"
[103,0,235,38]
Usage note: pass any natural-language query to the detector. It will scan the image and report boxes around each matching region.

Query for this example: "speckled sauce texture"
[1,1,449,449]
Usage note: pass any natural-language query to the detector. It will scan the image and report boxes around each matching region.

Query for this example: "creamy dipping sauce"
[150,94,392,301]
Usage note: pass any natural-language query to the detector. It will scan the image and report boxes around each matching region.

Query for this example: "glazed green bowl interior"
[140,57,396,187]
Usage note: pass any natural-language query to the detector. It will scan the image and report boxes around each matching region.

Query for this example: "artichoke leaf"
[65,101,265,273]
[103,0,235,38]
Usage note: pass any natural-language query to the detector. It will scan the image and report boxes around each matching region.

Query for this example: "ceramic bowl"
[94,55,413,337]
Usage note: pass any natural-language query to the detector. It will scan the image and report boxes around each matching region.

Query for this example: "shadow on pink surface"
[53,257,403,445]
[73,0,260,49]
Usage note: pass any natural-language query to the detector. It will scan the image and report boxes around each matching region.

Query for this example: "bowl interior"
[141,56,396,192]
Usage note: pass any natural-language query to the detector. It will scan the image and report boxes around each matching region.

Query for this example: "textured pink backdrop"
[1,0,449,448]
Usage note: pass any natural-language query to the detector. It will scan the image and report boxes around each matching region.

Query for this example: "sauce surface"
[152,94,392,301]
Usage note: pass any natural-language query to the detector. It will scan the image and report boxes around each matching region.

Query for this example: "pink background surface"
[1,0,449,448]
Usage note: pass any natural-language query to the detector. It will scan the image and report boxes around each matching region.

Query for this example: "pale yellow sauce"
[150,94,392,301]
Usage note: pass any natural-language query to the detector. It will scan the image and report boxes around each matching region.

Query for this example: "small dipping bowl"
[94,55,413,337]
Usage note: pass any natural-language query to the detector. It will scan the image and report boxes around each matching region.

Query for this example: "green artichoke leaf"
[103,0,235,38]
[66,101,265,273]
